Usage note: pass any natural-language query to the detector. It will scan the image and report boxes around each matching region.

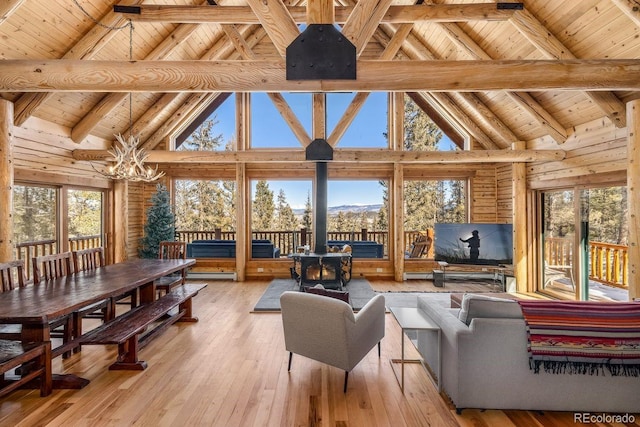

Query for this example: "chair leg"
[343,371,349,393]
[378,341,381,357]
[288,352,293,371]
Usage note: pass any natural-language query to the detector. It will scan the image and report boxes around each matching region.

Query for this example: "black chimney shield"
[306,139,333,161]
[286,24,356,80]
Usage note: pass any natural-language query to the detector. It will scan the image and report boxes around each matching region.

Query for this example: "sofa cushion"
[305,284,350,304]
[458,294,523,325]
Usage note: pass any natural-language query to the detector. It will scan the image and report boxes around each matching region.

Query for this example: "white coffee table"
[389,306,441,393]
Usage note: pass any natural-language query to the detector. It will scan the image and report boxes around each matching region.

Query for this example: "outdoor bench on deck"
[79,283,207,371]
[0,340,52,397]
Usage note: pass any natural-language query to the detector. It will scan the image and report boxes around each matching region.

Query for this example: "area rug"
[252,278,377,312]
[518,300,640,376]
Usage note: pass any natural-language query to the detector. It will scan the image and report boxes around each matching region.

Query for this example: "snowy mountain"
[293,204,383,215]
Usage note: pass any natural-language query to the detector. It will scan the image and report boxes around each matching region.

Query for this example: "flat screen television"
[434,223,513,265]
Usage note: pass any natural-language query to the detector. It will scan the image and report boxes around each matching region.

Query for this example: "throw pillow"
[458,293,523,326]
[305,284,350,304]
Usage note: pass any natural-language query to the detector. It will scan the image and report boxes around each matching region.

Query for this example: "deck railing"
[544,237,628,289]
[175,228,440,258]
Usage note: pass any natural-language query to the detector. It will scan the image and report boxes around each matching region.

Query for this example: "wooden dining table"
[0,258,196,390]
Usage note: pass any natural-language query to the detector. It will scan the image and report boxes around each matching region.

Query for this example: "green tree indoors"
[139,184,175,259]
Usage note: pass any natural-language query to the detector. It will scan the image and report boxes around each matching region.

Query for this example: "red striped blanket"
[517,300,640,376]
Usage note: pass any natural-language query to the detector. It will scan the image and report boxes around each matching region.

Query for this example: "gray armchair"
[280,291,385,392]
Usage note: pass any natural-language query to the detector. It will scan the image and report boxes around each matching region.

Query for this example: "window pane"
[328,92,388,148]
[174,179,237,241]
[251,93,311,148]
[68,189,103,249]
[13,185,56,244]
[251,180,312,257]
[327,179,388,257]
[177,96,236,151]
[541,190,576,296]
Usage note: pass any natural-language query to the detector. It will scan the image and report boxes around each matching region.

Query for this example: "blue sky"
[211,93,454,208]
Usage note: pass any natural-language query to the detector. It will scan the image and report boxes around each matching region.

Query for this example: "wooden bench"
[0,340,52,398]
[79,283,207,371]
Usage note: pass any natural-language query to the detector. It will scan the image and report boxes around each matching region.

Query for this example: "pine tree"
[252,180,275,230]
[139,184,175,259]
[302,192,313,230]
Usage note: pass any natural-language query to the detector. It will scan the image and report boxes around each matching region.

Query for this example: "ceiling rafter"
[433,16,569,144]
[141,25,268,151]
[510,8,626,128]
[611,0,640,27]
[0,0,25,27]
[372,20,501,149]
[327,22,412,147]
[13,0,142,127]
[342,0,394,55]
[70,19,205,144]
[449,92,519,148]
[223,22,311,147]
[245,0,299,57]
[116,3,519,24]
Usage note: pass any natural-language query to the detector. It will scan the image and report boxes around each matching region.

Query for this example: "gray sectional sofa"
[415,294,640,413]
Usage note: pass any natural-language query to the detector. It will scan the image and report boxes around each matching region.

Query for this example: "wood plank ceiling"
[0,0,638,153]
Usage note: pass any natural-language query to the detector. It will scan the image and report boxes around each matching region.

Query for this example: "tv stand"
[436,261,512,291]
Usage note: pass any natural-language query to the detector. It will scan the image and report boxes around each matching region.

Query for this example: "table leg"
[21,323,90,390]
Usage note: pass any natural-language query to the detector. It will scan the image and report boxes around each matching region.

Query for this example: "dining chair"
[32,252,75,358]
[155,241,187,296]
[0,260,28,340]
[71,247,112,353]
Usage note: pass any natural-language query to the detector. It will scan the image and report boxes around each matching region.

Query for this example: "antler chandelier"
[88,17,164,182]
[96,133,165,182]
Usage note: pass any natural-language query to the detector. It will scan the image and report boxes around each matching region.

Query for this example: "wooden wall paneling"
[0,99,14,262]
[495,164,513,224]
[627,99,640,300]
[469,167,497,223]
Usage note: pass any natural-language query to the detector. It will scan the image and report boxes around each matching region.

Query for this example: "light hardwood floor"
[0,279,637,426]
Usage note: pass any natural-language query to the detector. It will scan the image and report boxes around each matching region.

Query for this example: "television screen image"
[434,223,513,265]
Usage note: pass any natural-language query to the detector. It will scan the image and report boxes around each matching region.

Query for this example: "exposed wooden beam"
[421,92,498,150]
[435,18,569,143]
[117,4,519,24]
[0,0,25,26]
[13,0,141,126]
[71,21,205,143]
[2,59,639,92]
[372,22,498,149]
[408,93,465,148]
[245,0,298,57]
[510,8,626,128]
[611,0,640,27]
[504,91,568,144]
[312,93,326,140]
[449,92,518,148]
[342,0,394,55]
[327,92,370,147]
[73,148,566,163]
[141,25,268,150]
[307,0,334,24]
[266,93,311,146]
